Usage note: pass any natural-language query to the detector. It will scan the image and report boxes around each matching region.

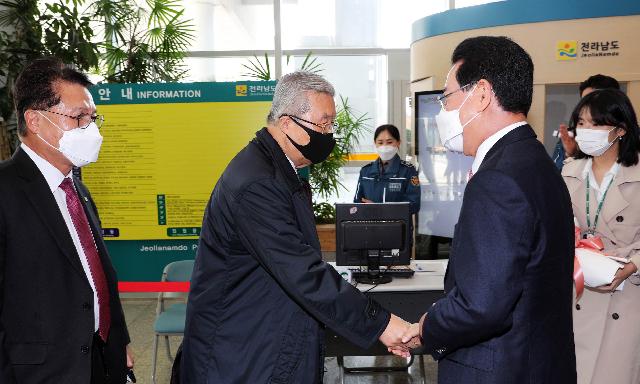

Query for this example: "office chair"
[151,260,194,384]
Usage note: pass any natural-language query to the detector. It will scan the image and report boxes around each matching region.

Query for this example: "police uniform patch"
[411,175,420,186]
[400,160,416,169]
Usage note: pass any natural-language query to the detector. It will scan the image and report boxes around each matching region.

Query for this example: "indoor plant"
[0,0,193,160]
[311,95,369,251]
[0,0,98,159]
[91,0,194,83]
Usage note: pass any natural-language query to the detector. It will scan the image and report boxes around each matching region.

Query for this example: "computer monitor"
[335,202,411,284]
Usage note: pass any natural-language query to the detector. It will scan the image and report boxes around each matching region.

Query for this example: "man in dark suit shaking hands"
[391,36,577,383]
[0,58,133,383]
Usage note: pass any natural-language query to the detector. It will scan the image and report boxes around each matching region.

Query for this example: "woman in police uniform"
[354,124,420,214]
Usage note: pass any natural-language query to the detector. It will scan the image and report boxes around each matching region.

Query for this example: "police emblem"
[411,176,420,186]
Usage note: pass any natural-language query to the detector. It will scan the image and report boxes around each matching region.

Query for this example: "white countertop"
[328,260,447,292]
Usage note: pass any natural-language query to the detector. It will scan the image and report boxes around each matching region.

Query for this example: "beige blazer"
[562,158,640,384]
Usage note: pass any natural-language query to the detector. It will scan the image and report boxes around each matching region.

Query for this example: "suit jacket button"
[81,345,90,354]
[576,304,581,310]
[82,302,91,311]
[616,216,624,222]
[612,313,620,320]
[368,307,378,317]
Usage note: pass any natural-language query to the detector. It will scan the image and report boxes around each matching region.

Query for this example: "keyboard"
[349,267,415,279]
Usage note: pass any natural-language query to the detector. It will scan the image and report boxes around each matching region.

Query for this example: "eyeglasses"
[282,114,337,134]
[436,82,475,109]
[42,109,105,129]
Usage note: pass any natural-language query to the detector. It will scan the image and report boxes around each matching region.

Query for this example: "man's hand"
[388,313,426,358]
[558,124,577,157]
[380,314,417,358]
[379,314,410,347]
[598,261,638,292]
[361,197,374,203]
[126,344,135,369]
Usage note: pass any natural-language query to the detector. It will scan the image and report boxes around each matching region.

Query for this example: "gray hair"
[267,71,335,124]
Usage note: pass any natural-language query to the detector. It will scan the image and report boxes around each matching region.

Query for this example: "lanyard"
[585,173,615,235]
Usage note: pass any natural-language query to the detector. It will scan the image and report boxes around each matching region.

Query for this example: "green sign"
[90,81,276,104]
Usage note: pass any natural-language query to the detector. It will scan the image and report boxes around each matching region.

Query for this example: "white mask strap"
[459,83,481,128]
[35,111,66,151]
[36,111,65,134]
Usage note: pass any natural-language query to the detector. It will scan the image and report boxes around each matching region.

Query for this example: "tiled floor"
[121,299,181,384]
[122,299,439,383]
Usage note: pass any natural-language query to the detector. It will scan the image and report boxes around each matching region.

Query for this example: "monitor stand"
[355,250,392,285]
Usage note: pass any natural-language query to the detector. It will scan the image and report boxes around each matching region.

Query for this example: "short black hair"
[374,124,400,142]
[579,74,620,96]
[451,36,534,115]
[571,89,640,167]
[13,57,92,136]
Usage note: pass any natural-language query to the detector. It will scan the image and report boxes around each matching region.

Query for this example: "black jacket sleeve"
[0,198,16,383]
[234,179,391,349]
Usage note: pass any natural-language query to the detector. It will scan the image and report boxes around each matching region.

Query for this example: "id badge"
[388,182,402,192]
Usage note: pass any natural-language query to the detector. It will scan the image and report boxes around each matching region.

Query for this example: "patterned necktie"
[60,178,111,342]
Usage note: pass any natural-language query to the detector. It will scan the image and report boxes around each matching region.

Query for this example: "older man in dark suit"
[392,36,577,383]
[0,58,132,383]
[181,71,413,384]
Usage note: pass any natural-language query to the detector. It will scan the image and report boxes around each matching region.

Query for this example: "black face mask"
[285,118,336,164]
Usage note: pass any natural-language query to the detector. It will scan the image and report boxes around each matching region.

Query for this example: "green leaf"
[147,0,181,28]
[241,54,271,80]
[264,52,270,80]
[299,51,323,73]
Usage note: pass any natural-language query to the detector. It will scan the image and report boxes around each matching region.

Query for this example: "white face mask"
[376,145,398,161]
[575,127,618,157]
[37,111,103,167]
[435,83,481,153]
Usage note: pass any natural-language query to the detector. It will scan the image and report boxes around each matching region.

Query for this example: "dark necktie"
[60,178,111,342]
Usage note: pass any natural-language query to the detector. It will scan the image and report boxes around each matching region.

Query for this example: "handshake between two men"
[379,313,427,358]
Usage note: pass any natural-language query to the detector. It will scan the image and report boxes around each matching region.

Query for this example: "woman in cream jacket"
[562,89,640,384]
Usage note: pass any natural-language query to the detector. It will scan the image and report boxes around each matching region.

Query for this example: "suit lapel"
[562,162,587,228]
[14,148,89,279]
[599,164,640,240]
[600,184,628,226]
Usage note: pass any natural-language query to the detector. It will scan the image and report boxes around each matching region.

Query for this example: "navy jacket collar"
[373,154,400,176]
[255,127,303,194]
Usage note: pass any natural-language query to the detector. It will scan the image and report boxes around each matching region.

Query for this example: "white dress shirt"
[285,155,297,172]
[21,143,100,331]
[471,121,528,174]
[582,158,620,202]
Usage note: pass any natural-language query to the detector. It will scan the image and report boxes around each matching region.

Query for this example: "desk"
[325,260,447,384]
